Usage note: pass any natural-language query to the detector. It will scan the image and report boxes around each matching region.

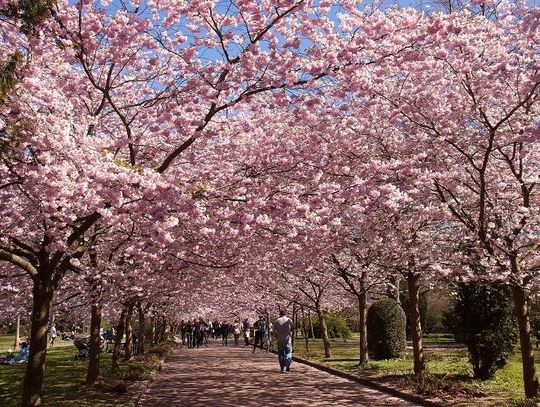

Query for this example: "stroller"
[73,337,89,360]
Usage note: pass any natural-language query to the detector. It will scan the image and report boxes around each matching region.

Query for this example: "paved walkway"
[139,344,420,406]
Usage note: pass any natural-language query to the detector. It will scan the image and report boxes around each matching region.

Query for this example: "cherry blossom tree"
[348,3,540,395]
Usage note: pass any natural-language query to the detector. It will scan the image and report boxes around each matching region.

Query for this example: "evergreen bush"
[448,282,517,379]
[367,298,406,360]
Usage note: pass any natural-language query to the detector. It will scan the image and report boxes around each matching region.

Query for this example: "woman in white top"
[233,320,242,346]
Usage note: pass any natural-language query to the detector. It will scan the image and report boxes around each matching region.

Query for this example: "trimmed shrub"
[367,298,406,360]
[448,282,517,379]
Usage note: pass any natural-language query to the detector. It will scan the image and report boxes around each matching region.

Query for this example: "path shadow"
[139,344,419,407]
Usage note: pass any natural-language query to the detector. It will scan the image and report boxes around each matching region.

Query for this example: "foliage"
[312,312,352,341]
[147,341,175,358]
[0,51,22,102]
[366,298,406,360]
[0,0,55,34]
[446,282,517,380]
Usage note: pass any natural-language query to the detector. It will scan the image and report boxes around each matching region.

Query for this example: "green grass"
[293,333,540,406]
[0,334,16,352]
[0,333,73,353]
[0,337,174,407]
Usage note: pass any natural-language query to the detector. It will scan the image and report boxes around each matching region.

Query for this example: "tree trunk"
[301,305,309,352]
[512,284,540,398]
[316,308,331,359]
[407,272,425,379]
[21,280,54,407]
[387,275,401,304]
[137,302,145,355]
[86,288,102,385]
[153,316,160,344]
[159,317,167,342]
[150,315,156,344]
[124,302,134,361]
[395,276,401,304]
[307,309,315,339]
[291,305,297,350]
[112,306,128,371]
[358,291,368,366]
[14,314,20,350]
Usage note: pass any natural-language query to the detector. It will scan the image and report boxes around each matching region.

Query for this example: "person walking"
[242,318,251,347]
[252,315,266,352]
[49,324,57,347]
[232,319,241,346]
[180,320,187,347]
[274,310,293,373]
[221,321,230,346]
[213,320,221,341]
[264,321,274,351]
[185,320,193,348]
[193,318,204,348]
[191,319,198,348]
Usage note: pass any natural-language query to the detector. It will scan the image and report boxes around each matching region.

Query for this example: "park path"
[138,344,421,407]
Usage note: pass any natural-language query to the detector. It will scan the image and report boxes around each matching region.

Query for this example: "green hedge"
[445,282,517,379]
[367,298,406,360]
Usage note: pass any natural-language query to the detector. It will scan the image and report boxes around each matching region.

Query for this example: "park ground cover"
[293,333,540,407]
[0,334,174,407]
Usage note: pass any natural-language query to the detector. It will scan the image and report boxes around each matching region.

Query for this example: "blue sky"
[68,0,438,16]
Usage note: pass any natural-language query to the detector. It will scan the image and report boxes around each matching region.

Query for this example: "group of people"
[180,318,250,348]
[1,311,295,373]
[180,311,294,373]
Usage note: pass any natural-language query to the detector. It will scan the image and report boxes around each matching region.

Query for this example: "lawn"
[292,333,540,407]
[0,333,73,353]
[0,335,174,407]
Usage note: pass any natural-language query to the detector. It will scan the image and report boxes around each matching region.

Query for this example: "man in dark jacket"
[252,315,265,352]
[221,321,230,346]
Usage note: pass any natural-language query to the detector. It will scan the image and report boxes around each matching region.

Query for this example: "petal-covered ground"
[139,344,420,406]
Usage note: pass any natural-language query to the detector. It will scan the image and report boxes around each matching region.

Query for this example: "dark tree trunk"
[124,302,134,361]
[21,279,54,407]
[14,313,20,349]
[358,291,368,366]
[316,307,331,359]
[150,315,156,344]
[291,304,297,350]
[112,306,128,371]
[159,317,167,342]
[301,305,309,352]
[86,289,102,385]
[153,316,160,344]
[512,284,539,398]
[407,272,425,379]
[137,302,145,355]
[307,309,315,339]
[387,275,401,304]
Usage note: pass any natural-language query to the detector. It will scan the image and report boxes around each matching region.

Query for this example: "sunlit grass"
[293,333,540,406]
[0,332,73,353]
[0,335,174,407]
